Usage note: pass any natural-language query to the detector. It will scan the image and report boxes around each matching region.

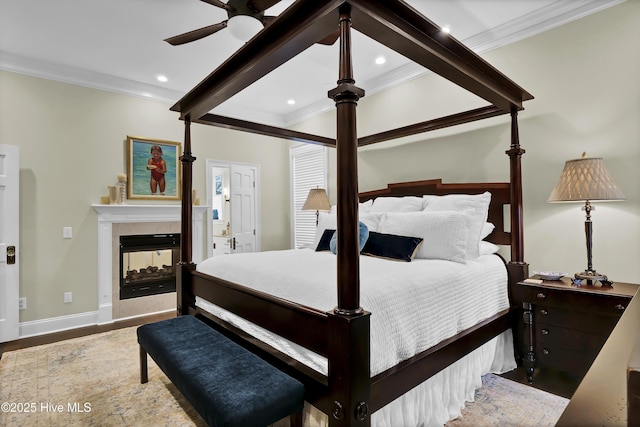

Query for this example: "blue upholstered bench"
[137,315,305,427]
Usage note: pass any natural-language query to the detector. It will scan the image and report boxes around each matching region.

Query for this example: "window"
[290,144,328,249]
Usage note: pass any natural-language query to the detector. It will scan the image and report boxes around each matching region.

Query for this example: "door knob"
[7,245,16,264]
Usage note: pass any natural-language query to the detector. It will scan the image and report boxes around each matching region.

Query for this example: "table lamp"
[302,188,331,226]
[547,153,625,285]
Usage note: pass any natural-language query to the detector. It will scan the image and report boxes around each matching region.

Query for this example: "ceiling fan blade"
[164,21,228,46]
[247,0,281,13]
[200,0,233,11]
[316,28,340,46]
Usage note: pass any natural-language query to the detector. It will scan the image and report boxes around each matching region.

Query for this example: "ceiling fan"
[164,0,279,45]
[165,0,339,45]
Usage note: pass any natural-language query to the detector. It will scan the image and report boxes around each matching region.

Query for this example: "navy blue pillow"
[330,221,369,254]
[361,231,423,262]
[315,229,336,251]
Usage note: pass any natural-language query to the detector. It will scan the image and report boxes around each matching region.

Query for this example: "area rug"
[0,326,568,426]
[446,373,568,426]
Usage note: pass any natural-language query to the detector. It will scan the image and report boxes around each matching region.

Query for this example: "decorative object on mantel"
[547,152,625,286]
[302,187,331,226]
[193,189,200,206]
[108,185,118,204]
[117,173,127,204]
[126,136,181,201]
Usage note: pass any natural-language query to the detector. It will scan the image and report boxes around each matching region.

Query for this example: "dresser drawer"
[535,324,608,352]
[526,286,630,316]
[535,344,593,377]
[517,279,639,385]
[533,305,621,335]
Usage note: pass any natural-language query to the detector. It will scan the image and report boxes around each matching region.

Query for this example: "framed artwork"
[126,136,181,200]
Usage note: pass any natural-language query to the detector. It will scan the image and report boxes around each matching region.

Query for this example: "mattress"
[195,248,510,376]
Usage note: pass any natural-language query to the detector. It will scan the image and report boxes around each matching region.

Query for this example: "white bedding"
[195,249,515,426]
[195,248,509,376]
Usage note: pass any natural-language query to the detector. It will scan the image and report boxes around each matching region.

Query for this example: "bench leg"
[139,345,148,384]
[290,411,303,427]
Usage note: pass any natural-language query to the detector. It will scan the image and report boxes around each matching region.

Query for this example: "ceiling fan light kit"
[227,14,264,41]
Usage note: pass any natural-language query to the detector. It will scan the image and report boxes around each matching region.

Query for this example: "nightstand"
[515,276,639,384]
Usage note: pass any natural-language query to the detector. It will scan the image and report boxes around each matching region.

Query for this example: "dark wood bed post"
[330,4,365,316]
[326,5,371,426]
[177,116,196,316]
[506,107,529,369]
[505,106,528,285]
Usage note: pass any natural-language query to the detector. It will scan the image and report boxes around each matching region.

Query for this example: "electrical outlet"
[63,227,73,239]
[64,292,72,304]
[19,297,27,310]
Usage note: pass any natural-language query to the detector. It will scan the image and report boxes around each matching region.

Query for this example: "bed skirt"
[301,330,515,427]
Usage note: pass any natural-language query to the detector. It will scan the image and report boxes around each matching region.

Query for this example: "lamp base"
[574,270,612,287]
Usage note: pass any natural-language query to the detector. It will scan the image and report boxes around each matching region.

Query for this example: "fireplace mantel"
[92,204,206,221]
[92,204,207,324]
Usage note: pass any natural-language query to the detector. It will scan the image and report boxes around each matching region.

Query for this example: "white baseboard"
[110,309,175,325]
[18,308,174,339]
[19,311,99,339]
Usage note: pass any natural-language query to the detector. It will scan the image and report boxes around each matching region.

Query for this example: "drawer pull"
[615,304,625,310]
[541,329,549,335]
[540,309,548,316]
[542,348,550,355]
[536,292,546,300]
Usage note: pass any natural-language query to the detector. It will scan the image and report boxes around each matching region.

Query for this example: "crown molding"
[1,0,624,128]
[283,0,625,126]
[0,51,288,126]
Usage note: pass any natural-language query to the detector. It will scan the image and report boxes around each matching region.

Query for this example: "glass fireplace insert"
[119,233,180,300]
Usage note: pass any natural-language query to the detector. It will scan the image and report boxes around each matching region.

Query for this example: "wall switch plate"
[19,297,27,310]
[63,227,73,239]
[64,292,72,303]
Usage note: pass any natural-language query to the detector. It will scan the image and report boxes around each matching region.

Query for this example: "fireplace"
[119,234,180,300]
[92,204,206,324]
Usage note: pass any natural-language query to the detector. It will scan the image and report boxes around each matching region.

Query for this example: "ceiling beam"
[357,105,508,147]
[193,113,336,147]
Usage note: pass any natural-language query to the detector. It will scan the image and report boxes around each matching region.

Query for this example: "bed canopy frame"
[171,1,533,425]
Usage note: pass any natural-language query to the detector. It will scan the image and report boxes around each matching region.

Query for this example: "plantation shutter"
[290,144,328,249]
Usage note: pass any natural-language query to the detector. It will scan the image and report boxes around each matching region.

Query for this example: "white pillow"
[370,196,424,213]
[329,199,373,214]
[479,241,500,256]
[378,211,469,264]
[480,222,495,240]
[313,212,383,250]
[422,192,491,259]
[360,199,373,213]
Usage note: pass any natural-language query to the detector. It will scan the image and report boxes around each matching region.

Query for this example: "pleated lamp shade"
[302,188,331,211]
[548,154,625,202]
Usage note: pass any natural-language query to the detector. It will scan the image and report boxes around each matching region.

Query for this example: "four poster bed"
[171,1,533,426]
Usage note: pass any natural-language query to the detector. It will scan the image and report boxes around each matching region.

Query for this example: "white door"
[0,144,19,342]
[230,165,257,253]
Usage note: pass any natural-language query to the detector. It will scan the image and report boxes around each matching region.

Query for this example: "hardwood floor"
[0,311,175,358]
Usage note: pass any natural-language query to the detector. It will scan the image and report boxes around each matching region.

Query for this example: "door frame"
[205,159,261,258]
[0,144,19,342]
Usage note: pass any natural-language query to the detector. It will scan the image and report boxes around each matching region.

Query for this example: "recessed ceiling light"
[287,99,296,105]
[441,26,451,34]
[156,75,168,83]
[375,56,386,65]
